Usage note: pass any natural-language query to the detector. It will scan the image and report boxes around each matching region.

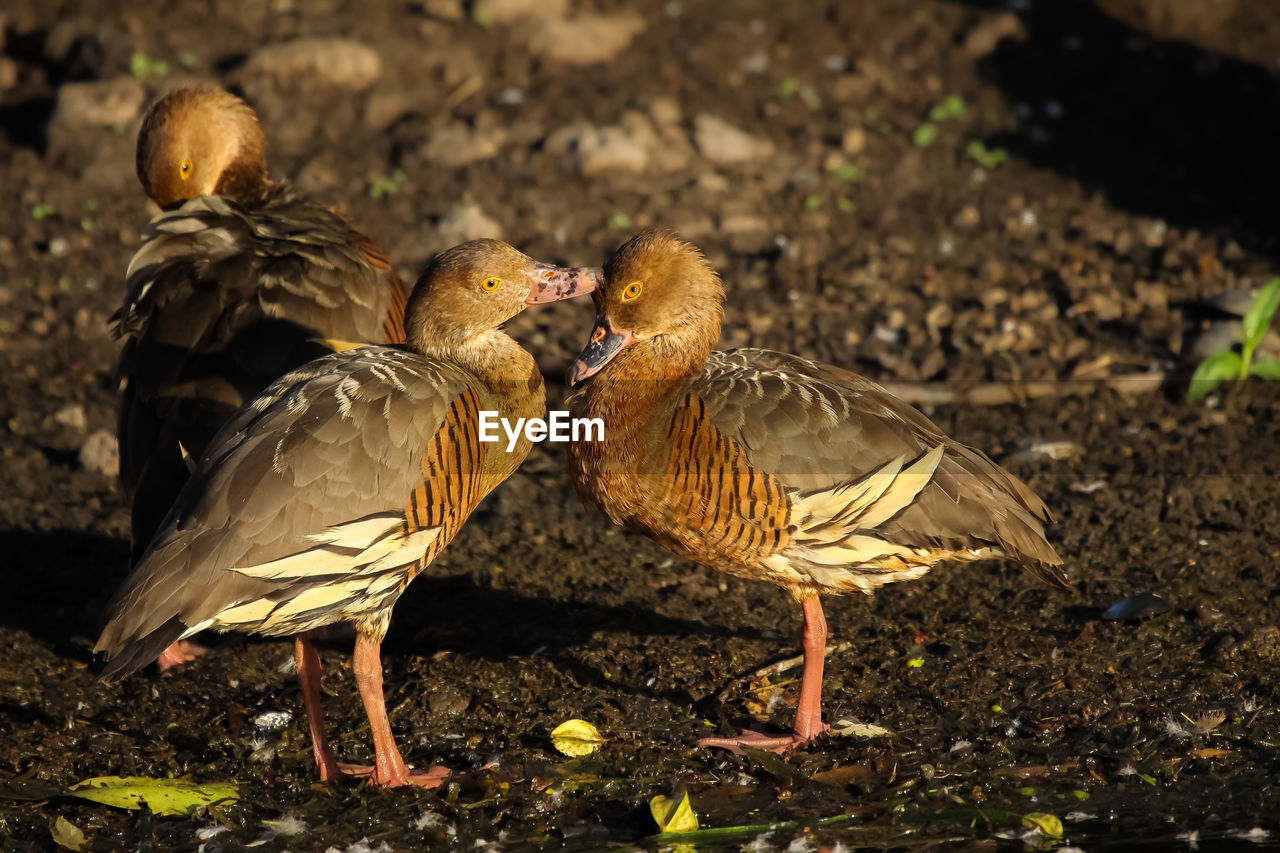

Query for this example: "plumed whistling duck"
[566,230,1067,753]
[116,88,408,664]
[97,240,598,787]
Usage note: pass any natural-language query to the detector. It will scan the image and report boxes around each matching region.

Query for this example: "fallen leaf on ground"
[1021,812,1064,838]
[811,761,876,786]
[66,776,238,816]
[830,719,892,737]
[1189,748,1234,758]
[549,719,605,756]
[650,791,699,833]
[49,816,87,850]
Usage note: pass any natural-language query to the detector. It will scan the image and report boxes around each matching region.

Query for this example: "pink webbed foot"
[156,638,212,670]
[335,762,453,789]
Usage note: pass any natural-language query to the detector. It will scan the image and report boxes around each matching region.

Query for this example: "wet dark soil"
[3,0,1280,850]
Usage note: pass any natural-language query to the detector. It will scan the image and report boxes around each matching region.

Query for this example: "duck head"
[406,239,598,355]
[568,230,724,386]
[136,86,269,209]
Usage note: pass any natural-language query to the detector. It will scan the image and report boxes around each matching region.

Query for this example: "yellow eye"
[482,276,501,291]
[179,158,193,180]
[622,282,642,301]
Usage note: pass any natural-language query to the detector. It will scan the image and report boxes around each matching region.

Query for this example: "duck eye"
[179,158,193,180]
[622,282,642,301]
[481,276,502,291]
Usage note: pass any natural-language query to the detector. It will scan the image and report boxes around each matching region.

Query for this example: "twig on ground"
[712,641,855,706]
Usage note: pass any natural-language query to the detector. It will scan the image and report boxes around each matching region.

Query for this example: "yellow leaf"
[650,791,699,833]
[49,816,88,851]
[1021,812,1064,838]
[66,776,238,816]
[549,719,605,757]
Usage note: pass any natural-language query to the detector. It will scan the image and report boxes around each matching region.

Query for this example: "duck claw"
[334,762,453,789]
[697,728,821,755]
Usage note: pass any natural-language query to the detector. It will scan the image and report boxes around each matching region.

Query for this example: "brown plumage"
[116,85,408,581]
[96,240,597,787]
[567,230,1066,753]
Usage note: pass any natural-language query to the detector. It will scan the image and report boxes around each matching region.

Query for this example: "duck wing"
[114,193,407,557]
[687,348,1065,587]
[96,347,488,678]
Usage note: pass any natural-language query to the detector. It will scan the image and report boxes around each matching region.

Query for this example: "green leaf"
[832,161,862,182]
[1242,278,1280,350]
[1187,349,1242,402]
[913,123,938,148]
[966,140,1009,168]
[929,95,968,123]
[49,816,87,851]
[1249,356,1280,380]
[66,776,237,816]
[804,194,823,211]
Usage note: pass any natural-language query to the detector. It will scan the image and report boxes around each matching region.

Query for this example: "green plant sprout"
[130,52,170,79]
[966,140,1009,168]
[1188,277,1280,402]
[913,123,939,147]
[915,95,970,149]
[832,161,862,182]
[366,169,407,199]
[929,94,968,123]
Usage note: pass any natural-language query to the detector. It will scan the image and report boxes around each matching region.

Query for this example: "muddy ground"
[2,0,1279,850]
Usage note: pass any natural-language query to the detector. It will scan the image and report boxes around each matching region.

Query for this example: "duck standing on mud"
[115,86,408,667]
[96,240,598,787]
[566,230,1068,753]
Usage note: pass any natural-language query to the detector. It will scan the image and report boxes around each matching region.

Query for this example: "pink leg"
[156,638,212,670]
[792,596,830,741]
[295,633,342,781]
[700,596,831,754]
[349,632,451,788]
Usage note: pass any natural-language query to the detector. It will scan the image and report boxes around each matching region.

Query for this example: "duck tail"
[96,615,189,681]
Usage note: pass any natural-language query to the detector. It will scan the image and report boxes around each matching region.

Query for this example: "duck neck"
[418,329,542,403]
[584,329,715,421]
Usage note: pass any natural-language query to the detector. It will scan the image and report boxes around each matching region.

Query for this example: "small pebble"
[79,429,119,477]
[253,710,293,731]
